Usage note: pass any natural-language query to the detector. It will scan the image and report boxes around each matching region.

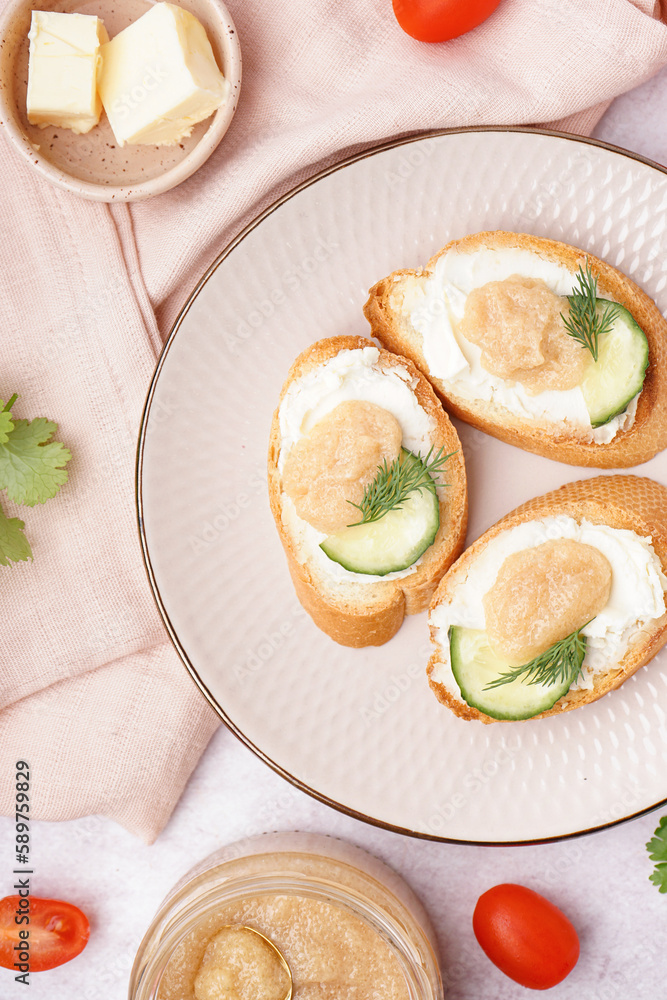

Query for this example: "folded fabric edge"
[0,643,220,843]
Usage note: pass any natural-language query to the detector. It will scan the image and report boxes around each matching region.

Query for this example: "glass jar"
[129,832,443,1000]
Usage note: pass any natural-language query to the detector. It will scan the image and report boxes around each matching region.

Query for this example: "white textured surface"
[3,81,667,1000]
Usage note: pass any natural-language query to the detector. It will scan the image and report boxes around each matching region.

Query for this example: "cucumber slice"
[449,627,581,721]
[320,454,439,576]
[580,300,649,427]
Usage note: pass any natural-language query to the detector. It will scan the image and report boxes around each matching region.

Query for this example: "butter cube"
[27,11,108,134]
[98,2,228,147]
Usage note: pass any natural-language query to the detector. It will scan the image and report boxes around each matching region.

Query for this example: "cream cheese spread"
[278,347,438,582]
[399,247,640,444]
[429,516,667,698]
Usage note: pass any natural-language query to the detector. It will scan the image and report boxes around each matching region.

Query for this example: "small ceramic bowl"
[0,0,241,201]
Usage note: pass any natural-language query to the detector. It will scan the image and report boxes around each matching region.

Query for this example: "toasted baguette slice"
[364,231,667,468]
[428,475,667,723]
[268,336,468,647]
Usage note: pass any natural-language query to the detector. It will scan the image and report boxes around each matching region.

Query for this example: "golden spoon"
[196,925,293,1000]
[238,926,293,1000]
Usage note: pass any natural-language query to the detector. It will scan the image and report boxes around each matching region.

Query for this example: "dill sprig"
[347,447,454,526]
[561,261,620,362]
[484,625,588,691]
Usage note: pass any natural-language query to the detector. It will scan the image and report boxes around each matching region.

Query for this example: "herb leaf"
[484,626,587,691]
[0,501,32,566]
[0,417,72,507]
[347,447,454,526]
[0,408,14,445]
[647,816,667,893]
[561,261,620,362]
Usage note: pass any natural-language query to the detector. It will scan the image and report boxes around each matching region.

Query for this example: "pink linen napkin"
[1,0,666,843]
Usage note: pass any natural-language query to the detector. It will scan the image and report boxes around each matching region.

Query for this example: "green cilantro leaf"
[0,501,32,566]
[647,816,667,893]
[0,418,71,507]
[0,394,17,444]
[0,409,13,445]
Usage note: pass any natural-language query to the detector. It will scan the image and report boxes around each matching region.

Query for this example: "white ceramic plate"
[138,128,667,844]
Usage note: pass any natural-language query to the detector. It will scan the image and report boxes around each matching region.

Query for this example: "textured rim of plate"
[136,125,667,846]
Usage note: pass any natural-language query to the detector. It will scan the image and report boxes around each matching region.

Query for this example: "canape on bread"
[268,337,468,647]
[364,231,667,467]
[427,476,667,723]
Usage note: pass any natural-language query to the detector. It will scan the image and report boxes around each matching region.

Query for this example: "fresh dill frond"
[561,260,620,362]
[347,446,454,526]
[484,626,588,691]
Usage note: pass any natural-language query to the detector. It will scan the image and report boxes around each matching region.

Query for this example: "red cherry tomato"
[0,896,90,972]
[473,884,580,990]
[392,0,503,43]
